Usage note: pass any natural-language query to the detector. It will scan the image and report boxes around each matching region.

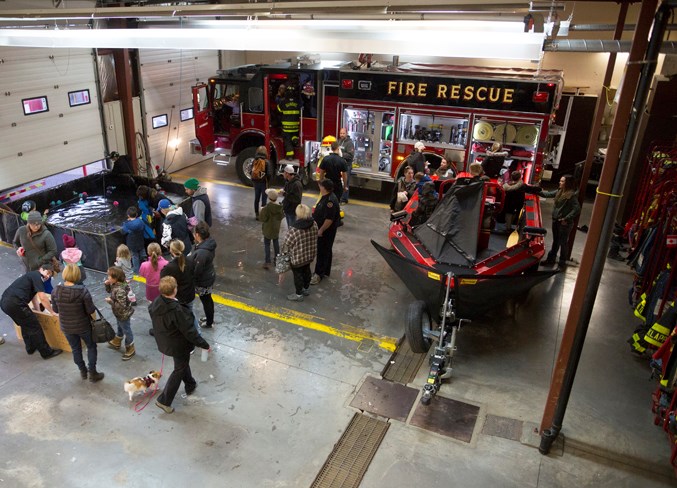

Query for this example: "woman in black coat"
[51,264,104,382]
[149,276,210,413]
[192,221,217,329]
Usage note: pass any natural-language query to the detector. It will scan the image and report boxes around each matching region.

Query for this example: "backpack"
[252,157,266,180]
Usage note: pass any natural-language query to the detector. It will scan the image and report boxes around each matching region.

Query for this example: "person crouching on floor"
[150,276,210,414]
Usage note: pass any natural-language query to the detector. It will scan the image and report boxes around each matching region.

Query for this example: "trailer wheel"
[235,146,257,187]
[406,300,432,353]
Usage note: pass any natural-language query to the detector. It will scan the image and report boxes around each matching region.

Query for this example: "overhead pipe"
[539,0,672,456]
[570,22,677,31]
[545,38,677,53]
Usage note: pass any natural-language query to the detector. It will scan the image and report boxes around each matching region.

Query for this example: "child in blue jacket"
[121,206,147,273]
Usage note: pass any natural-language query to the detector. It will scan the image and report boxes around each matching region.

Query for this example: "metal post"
[567,3,628,258]
[539,0,669,454]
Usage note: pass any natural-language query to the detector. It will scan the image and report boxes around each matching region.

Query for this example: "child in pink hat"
[60,234,86,284]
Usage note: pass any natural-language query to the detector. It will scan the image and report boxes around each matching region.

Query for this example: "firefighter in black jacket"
[277,86,301,159]
[311,179,341,285]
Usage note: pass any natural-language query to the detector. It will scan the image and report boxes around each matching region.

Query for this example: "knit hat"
[184,178,199,191]
[27,211,42,224]
[265,189,279,201]
[284,164,295,174]
[157,199,172,211]
[62,234,76,248]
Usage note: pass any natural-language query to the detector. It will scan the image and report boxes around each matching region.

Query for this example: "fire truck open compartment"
[192,61,563,189]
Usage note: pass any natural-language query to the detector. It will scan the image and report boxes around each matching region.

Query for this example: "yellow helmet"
[321,135,337,146]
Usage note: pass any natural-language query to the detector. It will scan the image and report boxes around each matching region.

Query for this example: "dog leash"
[134,354,165,413]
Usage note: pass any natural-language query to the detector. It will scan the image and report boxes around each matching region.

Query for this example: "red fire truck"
[191,60,563,188]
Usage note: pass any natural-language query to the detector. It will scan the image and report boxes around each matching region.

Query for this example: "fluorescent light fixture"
[0,20,545,61]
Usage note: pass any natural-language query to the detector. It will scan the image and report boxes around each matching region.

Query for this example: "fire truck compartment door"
[343,106,394,176]
[192,83,214,155]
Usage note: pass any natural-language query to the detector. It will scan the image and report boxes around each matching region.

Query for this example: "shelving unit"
[399,112,469,149]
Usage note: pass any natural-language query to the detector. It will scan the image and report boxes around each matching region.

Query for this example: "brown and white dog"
[124,370,162,401]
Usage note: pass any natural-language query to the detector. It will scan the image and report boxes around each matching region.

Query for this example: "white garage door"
[0,47,104,191]
[138,49,219,174]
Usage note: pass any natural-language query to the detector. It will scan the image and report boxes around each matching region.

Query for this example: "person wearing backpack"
[252,145,269,220]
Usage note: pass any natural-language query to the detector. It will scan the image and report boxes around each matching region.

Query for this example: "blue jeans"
[341,167,352,203]
[264,237,280,264]
[116,318,133,345]
[253,180,268,215]
[285,212,296,229]
[65,330,97,371]
[131,249,147,274]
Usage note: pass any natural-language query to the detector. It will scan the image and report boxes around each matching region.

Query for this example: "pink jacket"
[138,256,168,302]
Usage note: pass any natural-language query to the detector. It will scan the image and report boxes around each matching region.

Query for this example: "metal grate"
[310,413,389,488]
[381,336,426,384]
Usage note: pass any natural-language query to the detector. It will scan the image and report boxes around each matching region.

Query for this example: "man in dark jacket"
[0,264,62,359]
[184,178,212,227]
[310,179,341,285]
[280,165,303,228]
[192,222,217,329]
[150,276,210,414]
[158,199,192,253]
[318,141,348,203]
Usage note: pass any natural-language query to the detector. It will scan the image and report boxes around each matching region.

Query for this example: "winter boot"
[80,367,88,380]
[108,336,123,350]
[122,343,136,361]
[88,368,105,382]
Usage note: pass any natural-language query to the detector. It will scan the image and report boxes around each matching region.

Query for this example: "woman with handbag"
[13,210,58,293]
[280,204,318,302]
[51,264,104,381]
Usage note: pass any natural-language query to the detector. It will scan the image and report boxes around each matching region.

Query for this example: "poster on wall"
[22,96,49,115]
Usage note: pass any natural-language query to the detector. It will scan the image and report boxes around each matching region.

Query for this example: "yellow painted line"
[172,172,390,210]
[133,275,397,352]
[0,241,12,249]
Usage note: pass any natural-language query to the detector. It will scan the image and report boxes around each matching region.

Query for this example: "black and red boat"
[372,177,557,403]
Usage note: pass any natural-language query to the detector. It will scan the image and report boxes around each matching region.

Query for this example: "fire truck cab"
[192,59,563,189]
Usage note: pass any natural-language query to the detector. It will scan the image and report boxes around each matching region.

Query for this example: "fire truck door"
[343,107,394,175]
[192,84,214,155]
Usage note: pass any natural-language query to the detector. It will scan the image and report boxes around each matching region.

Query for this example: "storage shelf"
[400,139,466,150]
[472,151,533,161]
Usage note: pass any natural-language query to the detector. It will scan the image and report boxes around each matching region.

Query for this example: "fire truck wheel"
[406,300,432,353]
[235,146,258,187]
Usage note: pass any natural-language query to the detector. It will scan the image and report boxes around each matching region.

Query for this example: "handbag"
[91,307,116,343]
[275,253,291,274]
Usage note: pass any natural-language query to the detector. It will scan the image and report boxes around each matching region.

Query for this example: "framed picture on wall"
[68,89,91,107]
[22,96,49,116]
[152,114,168,129]
[180,107,194,122]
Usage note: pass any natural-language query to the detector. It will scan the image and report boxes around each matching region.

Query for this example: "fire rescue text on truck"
[190,60,563,191]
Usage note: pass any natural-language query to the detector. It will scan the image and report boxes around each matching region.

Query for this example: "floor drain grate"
[310,413,389,488]
[381,336,426,384]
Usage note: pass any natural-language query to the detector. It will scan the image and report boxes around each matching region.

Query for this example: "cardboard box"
[14,307,72,352]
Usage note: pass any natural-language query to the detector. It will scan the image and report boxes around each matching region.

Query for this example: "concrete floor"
[0,159,674,487]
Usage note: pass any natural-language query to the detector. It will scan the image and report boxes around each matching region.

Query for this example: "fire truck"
[191,59,563,188]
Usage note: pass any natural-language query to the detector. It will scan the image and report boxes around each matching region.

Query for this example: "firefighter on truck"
[277,85,301,160]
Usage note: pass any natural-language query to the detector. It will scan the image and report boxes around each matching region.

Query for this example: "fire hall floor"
[0,159,674,487]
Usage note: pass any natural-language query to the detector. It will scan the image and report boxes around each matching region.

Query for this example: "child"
[138,242,168,303]
[121,206,147,273]
[60,234,86,284]
[115,244,137,306]
[104,266,136,360]
[259,189,284,269]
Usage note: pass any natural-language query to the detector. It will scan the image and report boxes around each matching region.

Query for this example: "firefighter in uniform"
[310,179,341,285]
[277,86,301,159]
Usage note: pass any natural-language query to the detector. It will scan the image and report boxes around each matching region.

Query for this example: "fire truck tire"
[406,300,432,353]
[235,146,258,187]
